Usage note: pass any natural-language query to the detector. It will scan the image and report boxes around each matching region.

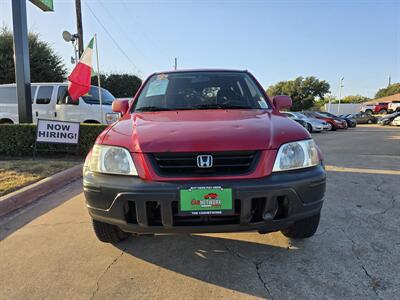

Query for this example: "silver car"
[283,112,329,132]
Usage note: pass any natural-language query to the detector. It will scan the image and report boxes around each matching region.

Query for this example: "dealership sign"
[30,0,54,12]
[36,119,79,144]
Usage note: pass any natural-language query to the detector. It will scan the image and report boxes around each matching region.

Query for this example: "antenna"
[174,57,177,70]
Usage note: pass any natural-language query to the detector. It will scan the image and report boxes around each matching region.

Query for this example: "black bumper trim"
[84,165,326,234]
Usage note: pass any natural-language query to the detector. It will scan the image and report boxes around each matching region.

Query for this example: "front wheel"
[367,119,373,124]
[281,212,321,239]
[379,109,387,114]
[92,219,130,243]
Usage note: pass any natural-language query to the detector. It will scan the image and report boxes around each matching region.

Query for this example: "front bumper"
[84,165,326,234]
[311,124,323,131]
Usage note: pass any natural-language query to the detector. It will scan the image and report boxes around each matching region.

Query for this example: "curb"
[0,163,83,218]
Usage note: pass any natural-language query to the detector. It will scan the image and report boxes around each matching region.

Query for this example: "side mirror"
[273,95,292,110]
[112,100,129,115]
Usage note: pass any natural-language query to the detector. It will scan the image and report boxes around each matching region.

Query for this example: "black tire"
[306,123,312,133]
[365,109,373,115]
[92,219,130,243]
[367,119,373,124]
[379,109,387,114]
[281,212,321,239]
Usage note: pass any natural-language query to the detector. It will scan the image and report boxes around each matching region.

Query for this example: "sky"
[1,0,399,98]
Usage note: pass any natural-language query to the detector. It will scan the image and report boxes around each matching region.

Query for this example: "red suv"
[83,70,326,243]
[361,102,388,114]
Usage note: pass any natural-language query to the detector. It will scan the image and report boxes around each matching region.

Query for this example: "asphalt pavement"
[1,125,399,300]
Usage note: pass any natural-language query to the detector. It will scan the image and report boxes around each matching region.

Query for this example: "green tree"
[375,83,400,98]
[105,74,142,98]
[341,95,370,103]
[0,27,67,84]
[266,76,330,111]
[91,73,142,98]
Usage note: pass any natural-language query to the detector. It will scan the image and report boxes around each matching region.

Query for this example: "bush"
[0,124,107,157]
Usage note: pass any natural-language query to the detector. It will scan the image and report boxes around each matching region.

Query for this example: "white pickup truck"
[388,101,400,113]
[0,83,120,124]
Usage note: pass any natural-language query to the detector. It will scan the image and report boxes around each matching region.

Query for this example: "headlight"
[272,140,320,172]
[105,112,120,124]
[87,144,138,175]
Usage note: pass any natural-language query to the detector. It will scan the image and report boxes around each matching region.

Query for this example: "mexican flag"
[67,37,95,101]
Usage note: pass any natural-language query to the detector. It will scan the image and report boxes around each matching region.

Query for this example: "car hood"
[101,110,310,152]
[380,113,400,121]
[308,118,326,125]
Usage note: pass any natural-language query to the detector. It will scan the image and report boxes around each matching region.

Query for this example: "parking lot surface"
[1,126,399,300]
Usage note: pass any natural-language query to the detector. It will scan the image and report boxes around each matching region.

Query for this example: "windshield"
[385,112,400,118]
[133,71,269,112]
[292,112,307,120]
[320,112,336,118]
[81,86,115,105]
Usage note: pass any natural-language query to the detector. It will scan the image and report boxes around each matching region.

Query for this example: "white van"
[0,83,120,124]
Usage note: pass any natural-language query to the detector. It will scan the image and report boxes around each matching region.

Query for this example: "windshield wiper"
[136,106,172,112]
[192,104,253,110]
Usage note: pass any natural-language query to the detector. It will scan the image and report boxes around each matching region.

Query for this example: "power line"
[120,0,171,60]
[84,2,143,76]
[96,1,154,70]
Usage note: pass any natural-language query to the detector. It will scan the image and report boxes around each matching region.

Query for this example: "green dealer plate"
[179,187,233,216]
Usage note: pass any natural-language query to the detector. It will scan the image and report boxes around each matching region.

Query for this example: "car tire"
[281,212,320,239]
[365,109,373,115]
[306,123,312,133]
[367,119,373,124]
[92,219,130,243]
[379,109,387,114]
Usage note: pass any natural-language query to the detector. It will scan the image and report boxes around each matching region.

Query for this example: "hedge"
[0,124,107,157]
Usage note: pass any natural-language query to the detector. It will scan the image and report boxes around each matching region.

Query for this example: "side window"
[31,86,37,103]
[36,86,53,104]
[57,86,68,104]
[0,87,17,104]
[57,86,78,105]
[0,86,36,104]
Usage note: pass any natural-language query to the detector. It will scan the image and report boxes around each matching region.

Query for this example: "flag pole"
[95,34,103,124]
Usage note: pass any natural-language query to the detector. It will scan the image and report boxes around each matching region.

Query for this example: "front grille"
[149,151,260,177]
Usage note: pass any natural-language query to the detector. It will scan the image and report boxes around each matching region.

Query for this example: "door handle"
[54,111,57,117]
[35,111,38,117]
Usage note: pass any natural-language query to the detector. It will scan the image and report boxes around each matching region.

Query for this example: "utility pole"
[12,0,32,123]
[174,57,178,70]
[75,0,84,56]
[337,77,344,115]
[388,74,391,87]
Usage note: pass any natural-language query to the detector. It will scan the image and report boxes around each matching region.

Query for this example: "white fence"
[324,103,362,115]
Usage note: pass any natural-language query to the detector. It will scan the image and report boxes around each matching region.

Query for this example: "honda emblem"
[197,155,213,168]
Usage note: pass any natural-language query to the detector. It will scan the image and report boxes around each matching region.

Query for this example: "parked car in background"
[281,111,327,133]
[391,116,400,126]
[378,112,400,126]
[302,111,346,131]
[360,102,388,114]
[388,101,400,113]
[319,111,356,127]
[0,83,119,124]
[347,112,377,124]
